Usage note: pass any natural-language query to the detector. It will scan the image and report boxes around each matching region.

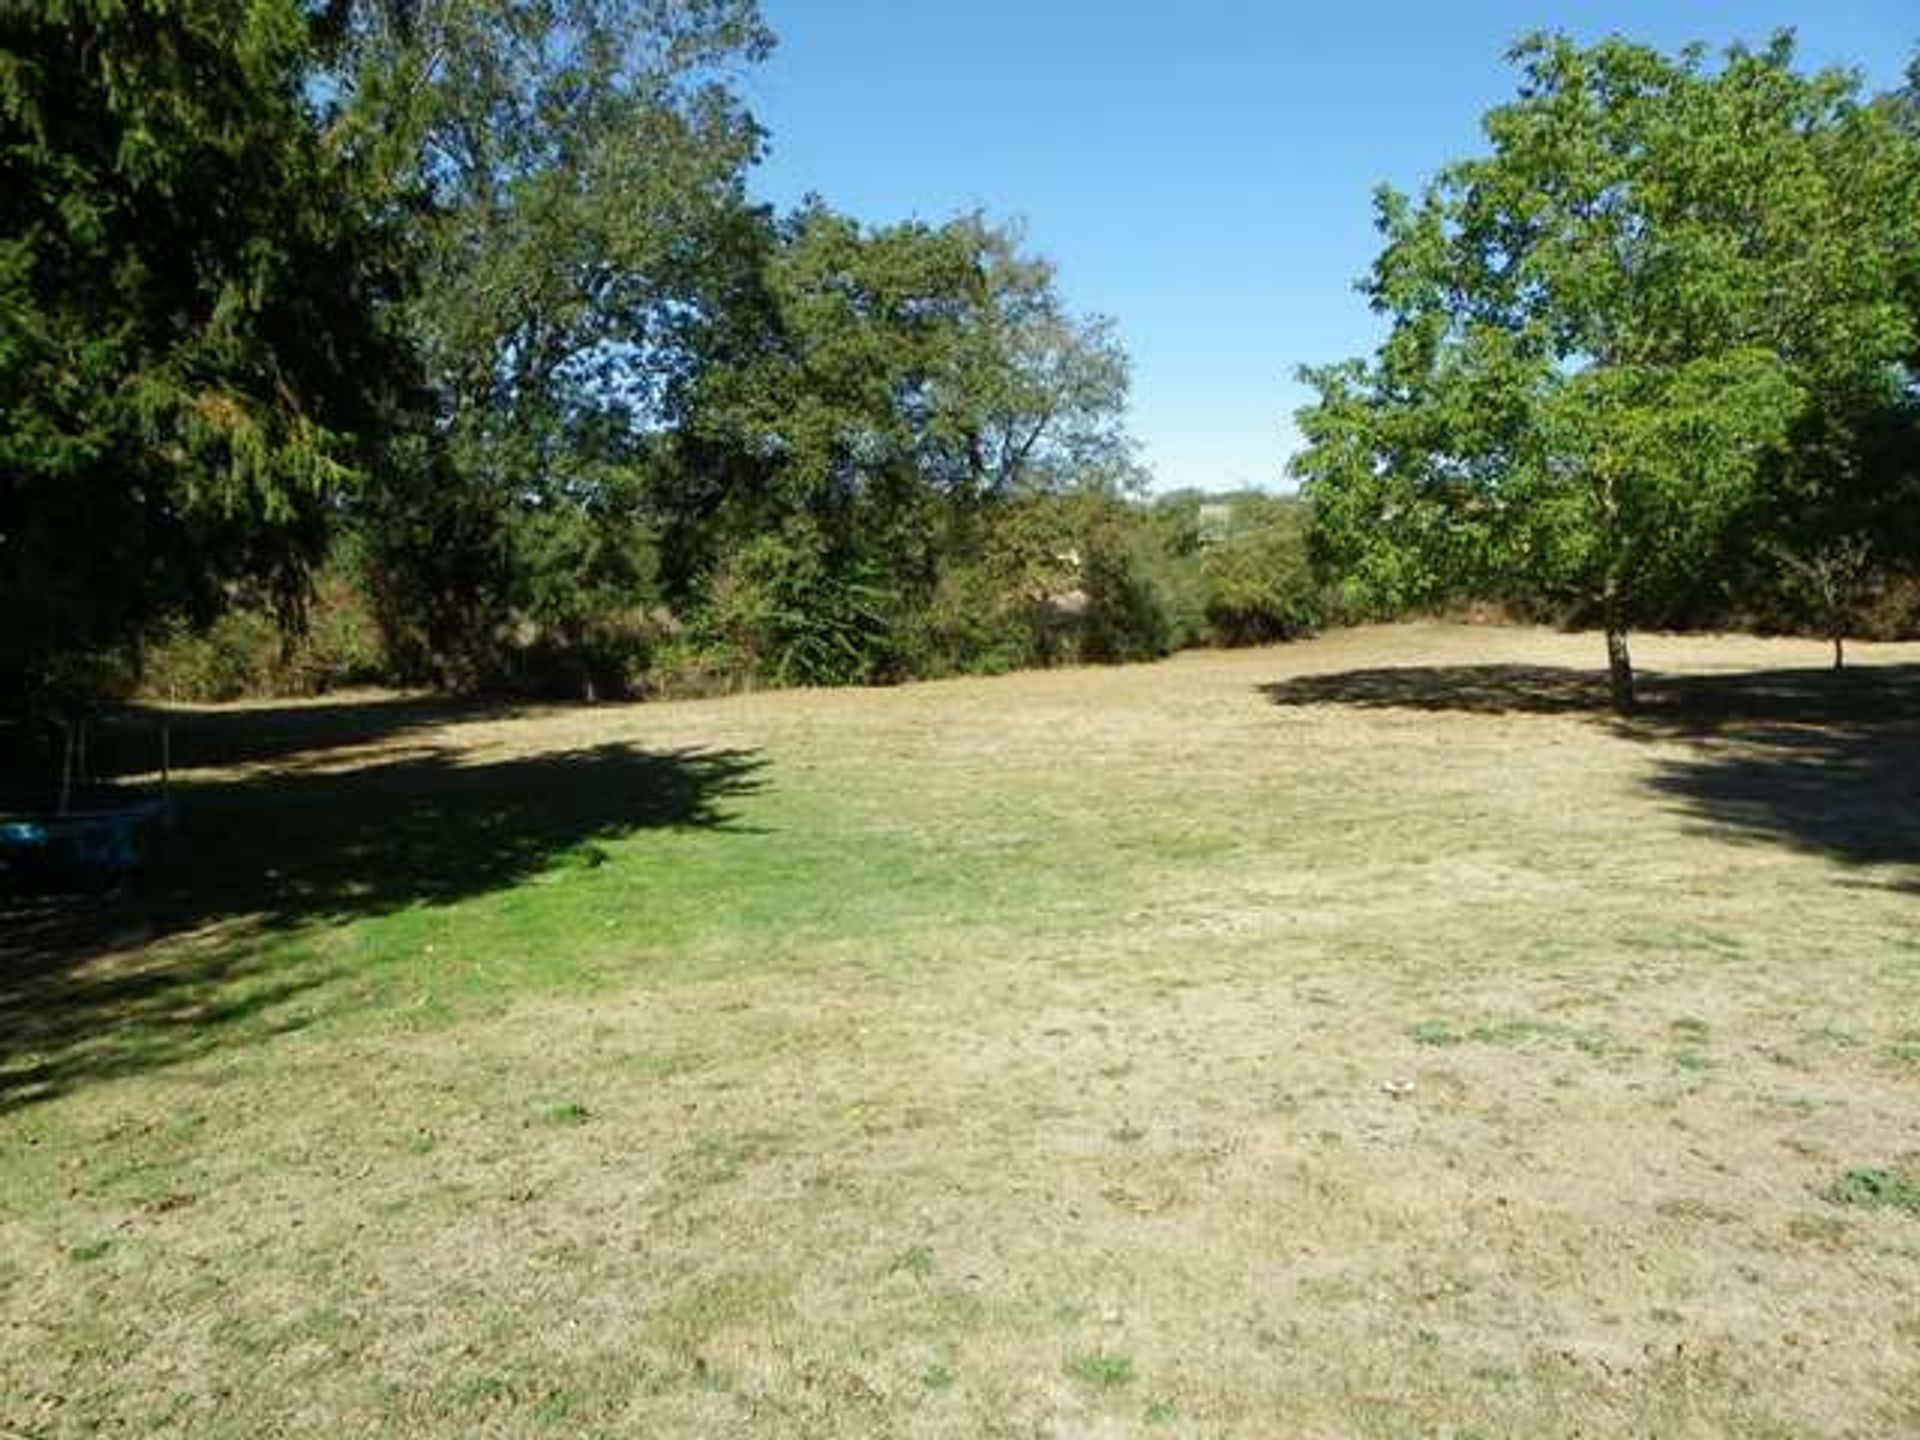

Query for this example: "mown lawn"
[5,622,1919,1437]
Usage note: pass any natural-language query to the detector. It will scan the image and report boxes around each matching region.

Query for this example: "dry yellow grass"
[4,622,1918,1436]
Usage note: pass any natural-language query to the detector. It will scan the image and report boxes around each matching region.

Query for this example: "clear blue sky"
[742,2,1913,493]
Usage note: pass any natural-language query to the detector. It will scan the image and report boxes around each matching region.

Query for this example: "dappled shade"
[147,740,764,923]
[1,698,765,1108]
[1262,659,1920,885]
[1262,660,1920,725]
[1262,663,1610,716]
[1645,722,1920,884]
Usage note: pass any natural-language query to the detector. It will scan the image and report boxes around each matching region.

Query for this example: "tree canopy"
[657,203,1136,668]
[319,0,774,687]
[1293,32,1920,708]
[2,0,1168,709]
[0,0,412,714]
[9,11,1918,716]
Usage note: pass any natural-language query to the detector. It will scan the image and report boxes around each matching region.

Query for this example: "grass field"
[4,621,1919,1437]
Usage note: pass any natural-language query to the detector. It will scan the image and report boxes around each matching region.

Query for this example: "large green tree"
[658,202,1137,681]
[323,0,773,686]
[1294,33,1920,709]
[0,0,411,715]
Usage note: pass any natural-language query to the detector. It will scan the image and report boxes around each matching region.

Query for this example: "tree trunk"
[1605,626,1636,714]
[1594,469,1635,716]
[965,429,986,494]
[58,722,74,817]
[1832,632,1845,671]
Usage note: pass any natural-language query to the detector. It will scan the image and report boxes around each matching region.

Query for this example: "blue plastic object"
[0,797,170,882]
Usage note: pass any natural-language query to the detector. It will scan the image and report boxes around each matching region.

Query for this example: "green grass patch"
[887,1245,935,1280]
[1824,1168,1920,1216]
[1065,1351,1136,1389]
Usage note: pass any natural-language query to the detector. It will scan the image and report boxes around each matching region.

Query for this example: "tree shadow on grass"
[1261,660,1920,887]
[1640,720,1920,885]
[1263,663,1615,716]
[1,693,499,813]
[1,699,765,1110]
[1260,661,1920,724]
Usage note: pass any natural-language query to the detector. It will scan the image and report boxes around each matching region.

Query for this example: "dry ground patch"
[4,622,1919,1437]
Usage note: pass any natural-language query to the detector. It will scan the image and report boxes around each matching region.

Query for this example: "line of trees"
[6,13,1917,719]
[10,0,1287,715]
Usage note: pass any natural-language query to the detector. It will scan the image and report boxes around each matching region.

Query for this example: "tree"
[1775,534,1875,670]
[1886,47,1920,138]
[1755,44,1920,665]
[322,0,773,687]
[1198,499,1323,646]
[657,202,1137,679]
[1294,33,1920,710]
[940,218,1134,501]
[0,0,411,716]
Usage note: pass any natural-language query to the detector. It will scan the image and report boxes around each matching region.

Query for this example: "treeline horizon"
[3,5,1916,716]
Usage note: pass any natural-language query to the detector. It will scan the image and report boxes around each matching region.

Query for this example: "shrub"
[693,531,898,686]
[1201,518,1325,645]
[493,607,662,701]
[1078,522,1172,663]
[139,562,389,703]
[141,610,283,703]
[1856,572,1920,641]
[288,566,388,692]
[907,561,1042,677]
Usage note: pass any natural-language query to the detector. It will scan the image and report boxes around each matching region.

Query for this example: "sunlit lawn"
[4,622,1919,1437]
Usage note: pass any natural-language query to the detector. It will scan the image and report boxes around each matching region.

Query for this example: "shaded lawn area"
[3,625,1919,1438]
[1264,658,1920,881]
[2,698,764,1108]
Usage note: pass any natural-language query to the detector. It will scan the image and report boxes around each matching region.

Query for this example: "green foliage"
[1198,502,1324,645]
[499,477,663,698]
[141,560,388,702]
[657,202,1141,685]
[7,0,1160,701]
[334,0,772,690]
[665,205,1135,572]
[1077,511,1172,664]
[14,7,1919,710]
[141,612,288,706]
[1120,492,1330,649]
[0,0,413,716]
[1892,49,1920,139]
[693,530,895,687]
[1293,32,1920,705]
[907,560,1047,678]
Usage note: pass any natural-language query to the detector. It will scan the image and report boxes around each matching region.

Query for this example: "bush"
[140,610,285,702]
[492,607,662,701]
[1860,573,1920,640]
[139,562,389,703]
[289,566,388,691]
[1125,507,1210,650]
[1200,517,1324,645]
[906,561,1043,677]
[1077,518,1172,663]
[691,531,898,687]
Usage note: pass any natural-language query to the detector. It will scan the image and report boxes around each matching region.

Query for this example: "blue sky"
[742,3,1914,493]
